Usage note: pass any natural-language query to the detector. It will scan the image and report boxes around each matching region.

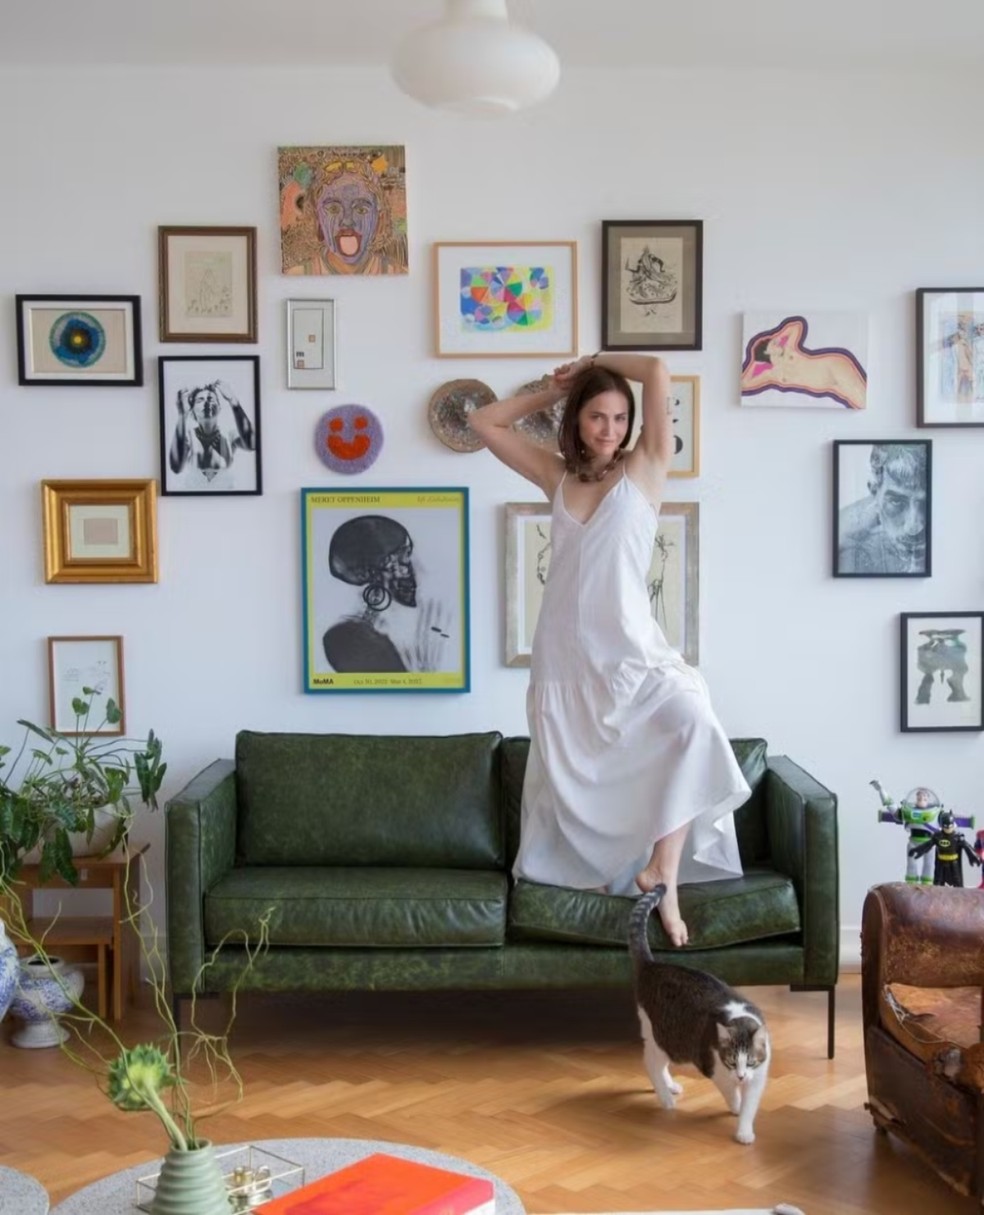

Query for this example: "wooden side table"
[6,846,148,1022]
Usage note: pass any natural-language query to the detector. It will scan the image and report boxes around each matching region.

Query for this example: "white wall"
[2,62,983,960]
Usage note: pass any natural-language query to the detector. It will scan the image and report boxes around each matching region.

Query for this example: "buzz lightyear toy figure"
[870,780,976,884]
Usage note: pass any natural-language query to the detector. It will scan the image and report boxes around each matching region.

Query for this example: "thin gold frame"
[41,479,158,584]
[158,225,258,343]
[47,635,126,735]
[668,374,701,478]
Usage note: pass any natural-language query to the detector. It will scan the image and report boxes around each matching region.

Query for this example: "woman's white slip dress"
[513,470,750,896]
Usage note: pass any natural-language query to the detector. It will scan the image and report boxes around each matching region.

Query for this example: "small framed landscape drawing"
[832,440,931,577]
[916,287,984,427]
[48,636,125,735]
[900,612,984,733]
[41,479,158,584]
[504,500,698,666]
[16,295,142,386]
[158,356,262,496]
[286,299,336,389]
[601,220,702,351]
[158,225,257,343]
[668,375,700,478]
[301,487,470,693]
[434,240,577,358]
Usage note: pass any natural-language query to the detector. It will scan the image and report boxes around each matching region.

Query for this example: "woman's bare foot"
[635,869,688,947]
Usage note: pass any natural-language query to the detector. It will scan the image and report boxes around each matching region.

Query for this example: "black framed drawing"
[157,356,262,496]
[16,294,142,386]
[832,440,931,577]
[601,220,702,351]
[916,287,984,427]
[900,612,984,732]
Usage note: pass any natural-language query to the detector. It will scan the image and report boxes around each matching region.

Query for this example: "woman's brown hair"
[557,365,636,475]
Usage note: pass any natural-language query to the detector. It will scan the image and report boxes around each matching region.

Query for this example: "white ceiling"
[3,0,984,69]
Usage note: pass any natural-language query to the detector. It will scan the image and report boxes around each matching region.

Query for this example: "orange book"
[257,1152,496,1214]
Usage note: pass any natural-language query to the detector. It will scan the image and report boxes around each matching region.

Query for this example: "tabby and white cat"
[629,886,771,1144]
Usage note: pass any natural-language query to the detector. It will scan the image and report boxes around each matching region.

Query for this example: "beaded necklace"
[576,448,624,483]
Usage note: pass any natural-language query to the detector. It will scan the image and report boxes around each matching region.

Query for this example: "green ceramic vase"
[151,1141,231,1215]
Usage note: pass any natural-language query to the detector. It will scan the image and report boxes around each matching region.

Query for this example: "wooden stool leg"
[96,944,108,1021]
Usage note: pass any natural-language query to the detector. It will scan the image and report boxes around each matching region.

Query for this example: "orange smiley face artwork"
[315,405,383,473]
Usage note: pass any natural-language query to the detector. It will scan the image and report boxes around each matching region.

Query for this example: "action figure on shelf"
[974,830,984,889]
[870,780,975,884]
[907,810,982,887]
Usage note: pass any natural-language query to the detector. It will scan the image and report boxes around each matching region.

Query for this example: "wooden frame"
[833,440,931,577]
[504,500,699,666]
[900,611,984,732]
[15,294,142,386]
[158,225,257,343]
[434,240,577,358]
[301,487,470,693]
[41,479,158,584]
[602,220,702,351]
[916,287,984,427]
[47,636,125,735]
[668,374,700,478]
[286,298,337,389]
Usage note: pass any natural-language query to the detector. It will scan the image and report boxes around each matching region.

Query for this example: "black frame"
[900,612,984,733]
[601,219,703,351]
[16,294,143,387]
[832,440,931,578]
[157,355,262,497]
[916,286,984,428]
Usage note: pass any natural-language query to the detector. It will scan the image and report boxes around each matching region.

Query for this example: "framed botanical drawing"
[504,500,698,666]
[900,612,984,732]
[833,440,931,577]
[668,375,700,477]
[601,220,702,351]
[434,240,577,357]
[158,226,257,342]
[301,487,470,693]
[158,356,262,496]
[48,636,125,735]
[15,294,142,386]
[41,479,158,584]
[916,287,984,427]
[286,299,337,389]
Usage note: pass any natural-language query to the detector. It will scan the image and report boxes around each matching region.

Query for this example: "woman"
[470,352,749,946]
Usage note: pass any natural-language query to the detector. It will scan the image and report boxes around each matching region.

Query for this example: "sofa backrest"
[235,730,504,867]
[499,735,770,870]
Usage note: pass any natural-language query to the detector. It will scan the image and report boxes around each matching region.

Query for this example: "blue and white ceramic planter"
[0,919,18,1023]
[10,954,85,1048]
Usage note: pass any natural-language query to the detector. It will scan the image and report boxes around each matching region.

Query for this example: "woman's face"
[315,172,379,264]
[577,390,630,460]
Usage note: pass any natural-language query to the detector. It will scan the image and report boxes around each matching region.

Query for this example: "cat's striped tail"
[629,885,666,966]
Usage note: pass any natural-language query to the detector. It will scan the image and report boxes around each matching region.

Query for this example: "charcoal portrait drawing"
[836,442,929,576]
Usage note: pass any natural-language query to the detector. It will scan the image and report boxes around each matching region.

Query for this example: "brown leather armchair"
[861,882,984,1204]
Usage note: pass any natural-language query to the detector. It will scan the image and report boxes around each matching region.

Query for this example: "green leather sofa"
[166,730,840,1054]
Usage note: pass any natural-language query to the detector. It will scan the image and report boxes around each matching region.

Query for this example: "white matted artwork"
[47,636,125,735]
[740,312,868,411]
[286,299,336,389]
[900,611,984,733]
[668,375,700,477]
[504,500,698,666]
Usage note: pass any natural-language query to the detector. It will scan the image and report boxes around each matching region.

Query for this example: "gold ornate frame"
[41,479,158,584]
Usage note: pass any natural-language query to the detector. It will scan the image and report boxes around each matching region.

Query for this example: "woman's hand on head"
[553,355,592,390]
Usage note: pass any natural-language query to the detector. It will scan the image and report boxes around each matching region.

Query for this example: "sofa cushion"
[507,868,800,950]
[205,867,508,948]
[235,731,503,867]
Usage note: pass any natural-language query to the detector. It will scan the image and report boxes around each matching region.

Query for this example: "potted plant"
[0,689,165,886]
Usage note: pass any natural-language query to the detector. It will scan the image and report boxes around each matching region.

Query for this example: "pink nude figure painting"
[740,313,868,410]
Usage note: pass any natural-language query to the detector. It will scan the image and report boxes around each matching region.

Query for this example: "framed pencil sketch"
[433,240,577,358]
[301,487,470,693]
[15,294,142,386]
[668,375,700,478]
[916,287,984,427]
[504,500,698,667]
[158,225,257,343]
[158,356,262,496]
[900,612,984,732]
[833,441,931,577]
[601,220,702,351]
[286,299,337,389]
[41,479,158,584]
[48,636,125,736]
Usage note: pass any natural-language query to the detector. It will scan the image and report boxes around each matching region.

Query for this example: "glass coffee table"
[0,1164,49,1214]
[49,1137,526,1213]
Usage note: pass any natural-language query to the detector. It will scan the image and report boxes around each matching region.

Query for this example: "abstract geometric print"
[459,265,553,332]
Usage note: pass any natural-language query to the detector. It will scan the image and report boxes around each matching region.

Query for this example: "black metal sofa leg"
[790,984,836,1059]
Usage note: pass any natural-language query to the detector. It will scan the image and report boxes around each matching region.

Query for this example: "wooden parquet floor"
[0,975,977,1214]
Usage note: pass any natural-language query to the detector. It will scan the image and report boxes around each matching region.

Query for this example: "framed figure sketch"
[900,612,984,732]
[833,440,931,577]
[601,220,702,351]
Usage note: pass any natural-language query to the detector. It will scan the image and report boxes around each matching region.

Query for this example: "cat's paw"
[733,1125,756,1145]
[668,1078,683,1095]
[654,1089,677,1110]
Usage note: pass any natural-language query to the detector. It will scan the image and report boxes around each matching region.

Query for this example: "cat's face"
[716,1024,769,1081]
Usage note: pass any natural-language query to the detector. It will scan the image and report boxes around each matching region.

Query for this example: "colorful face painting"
[315,405,383,474]
[278,145,408,276]
[460,265,553,333]
[740,313,868,410]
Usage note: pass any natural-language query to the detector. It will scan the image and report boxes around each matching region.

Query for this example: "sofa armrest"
[165,759,237,995]
[764,755,839,986]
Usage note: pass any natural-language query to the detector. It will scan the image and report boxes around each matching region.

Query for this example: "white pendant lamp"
[392,0,560,118]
